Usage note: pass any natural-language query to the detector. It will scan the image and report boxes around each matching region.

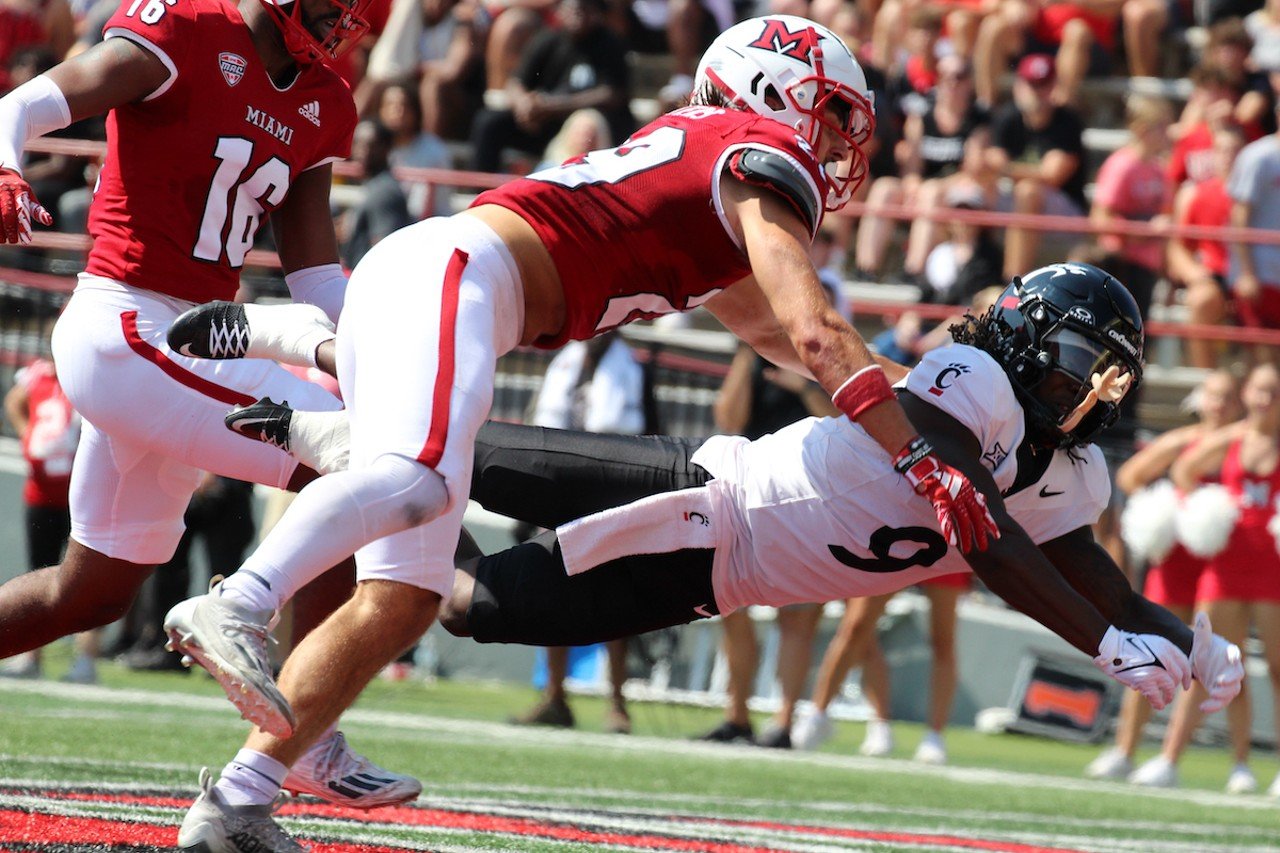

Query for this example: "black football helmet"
[984,262,1144,448]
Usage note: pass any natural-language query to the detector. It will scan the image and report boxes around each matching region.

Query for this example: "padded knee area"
[355,454,450,537]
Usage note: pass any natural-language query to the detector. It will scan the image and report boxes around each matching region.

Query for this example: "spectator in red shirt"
[0,359,96,683]
[1167,124,1244,368]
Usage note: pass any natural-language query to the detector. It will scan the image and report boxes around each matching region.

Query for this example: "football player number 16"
[194,137,290,267]
[124,0,175,24]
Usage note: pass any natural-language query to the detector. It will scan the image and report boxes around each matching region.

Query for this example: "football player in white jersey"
[222,262,1247,718]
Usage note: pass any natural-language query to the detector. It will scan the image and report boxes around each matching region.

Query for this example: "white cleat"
[178,767,303,852]
[790,708,835,751]
[859,720,894,757]
[1128,755,1179,788]
[164,587,294,738]
[1084,747,1134,780]
[283,730,422,808]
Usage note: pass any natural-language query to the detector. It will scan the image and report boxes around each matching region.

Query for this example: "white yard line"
[3,678,1277,822]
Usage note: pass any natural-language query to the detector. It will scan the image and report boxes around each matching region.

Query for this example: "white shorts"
[51,276,343,565]
[336,214,524,594]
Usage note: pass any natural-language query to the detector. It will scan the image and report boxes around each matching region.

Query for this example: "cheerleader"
[1086,370,1242,781]
[1131,363,1280,795]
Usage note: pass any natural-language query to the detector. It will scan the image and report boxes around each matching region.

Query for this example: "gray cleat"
[178,767,304,852]
[164,584,295,738]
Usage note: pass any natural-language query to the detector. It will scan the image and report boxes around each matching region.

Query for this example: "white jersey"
[691,344,1111,613]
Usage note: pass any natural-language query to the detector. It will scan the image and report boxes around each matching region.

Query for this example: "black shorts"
[467,422,719,646]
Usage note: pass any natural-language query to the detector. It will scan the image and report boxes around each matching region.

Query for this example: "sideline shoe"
[695,720,754,744]
[754,725,792,749]
[603,707,632,735]
[284,731,422,809]
[226,398,292,452]
[1225,763,1258,794]
[0,653,41,680]
[509,697,575,728]
[168,300,334,365]
[164,587,295,738]
[60,654,97,685]
[1084,747,1134,780]
[1128,756,1178,788]
[913,732,947,765]
[791,708,834,751]
[859,720,894,757]
[1268,771,1280,798]
[178,767,303,852]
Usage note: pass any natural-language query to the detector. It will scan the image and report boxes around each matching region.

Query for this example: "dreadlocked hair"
[947,305,1001,352]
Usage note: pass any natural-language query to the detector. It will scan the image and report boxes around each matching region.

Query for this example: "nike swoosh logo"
[1118,637,1163,672]
[1039,486,1064,498]
[693,604,714,618]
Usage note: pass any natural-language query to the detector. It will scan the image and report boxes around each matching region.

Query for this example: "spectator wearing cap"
[1090,94,1173,321]
[985,54,1086,279]
[974,0,1120,108]
[1226,104,1280,332]
[1201,18,1276,137]
[855,54,991,283]
[1168,124,1244,369]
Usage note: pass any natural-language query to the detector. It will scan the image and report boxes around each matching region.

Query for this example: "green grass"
[2,649,1278,852]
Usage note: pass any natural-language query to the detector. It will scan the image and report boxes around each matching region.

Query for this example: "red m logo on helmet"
[748,19,820,62]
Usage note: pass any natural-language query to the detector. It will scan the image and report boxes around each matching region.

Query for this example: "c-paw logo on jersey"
[927,362,972,397]
[218,52,246,87]
[748,19,821,63]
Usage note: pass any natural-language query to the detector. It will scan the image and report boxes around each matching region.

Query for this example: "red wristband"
[832,365,894,421]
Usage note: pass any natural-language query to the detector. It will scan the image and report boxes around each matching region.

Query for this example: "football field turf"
[2,654,1278,852]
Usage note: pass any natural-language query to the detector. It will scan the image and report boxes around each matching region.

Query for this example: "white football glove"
[1190,612,1244,713]
[1094,626,1192,710]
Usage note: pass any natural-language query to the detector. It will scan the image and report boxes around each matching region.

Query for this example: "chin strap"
[1059,365,1133,434]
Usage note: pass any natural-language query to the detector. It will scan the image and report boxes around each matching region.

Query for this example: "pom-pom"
[1176,485,1239,559]
[1121,480,1179,565]
[1267,496,1280,556]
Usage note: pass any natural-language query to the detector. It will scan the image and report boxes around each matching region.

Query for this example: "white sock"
[219,455,448,610]
[921,730,944,748]
[215,749,289,806]
[291,409,350,474]
[216,570,281,615]
[242,303,335,367]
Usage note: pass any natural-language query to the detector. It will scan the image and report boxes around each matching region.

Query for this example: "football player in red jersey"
[0,0,424,818]
[161,16,998,848]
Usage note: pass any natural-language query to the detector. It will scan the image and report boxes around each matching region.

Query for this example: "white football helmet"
[694,15,875,210]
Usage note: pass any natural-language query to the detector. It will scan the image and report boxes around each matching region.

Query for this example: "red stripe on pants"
[417,249,468,467]
[121,311,255,407]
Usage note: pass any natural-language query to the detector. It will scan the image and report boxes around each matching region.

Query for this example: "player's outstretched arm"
[0,38,167,243]
[710,183,997,553]
[899,391,1192,709]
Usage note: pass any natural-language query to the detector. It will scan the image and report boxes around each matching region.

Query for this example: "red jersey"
[86,0,357,304]
[1182,176,1231,277]
[17,360,79,509]
[473,107,829,348]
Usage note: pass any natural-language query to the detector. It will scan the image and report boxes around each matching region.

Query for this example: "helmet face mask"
[983,263,1145,448]
[260,0,371,65]
[694,15,876,211]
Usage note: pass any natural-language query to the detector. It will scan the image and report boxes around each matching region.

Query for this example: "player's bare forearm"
[966,522,1110,654]
[1041,530,1193,654]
